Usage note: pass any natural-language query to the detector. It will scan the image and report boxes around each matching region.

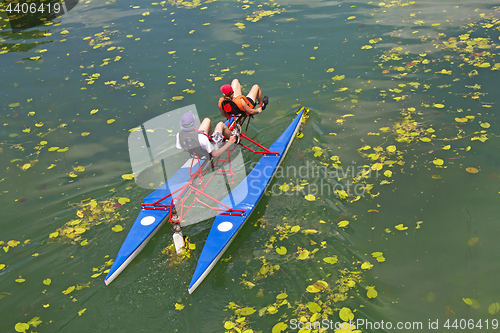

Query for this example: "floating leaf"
[386,145,396,153]
[276,293,288,299]
[315,280,328,290]
[7,240,19,247]
[339,307,354,321]
[224,321,236,329]
[304,194,316,201]
[383,170,393,178]
[259,265,269,275]
[480,122,490,129]
[395,224,408,231]
[122,173,134,180]
[74,166,85,172]
[489,302,500,315]
[172,96,184,101]
[62,286,75,294]
[367,286,378,299]
[15,276,25,283]
[81,132,90,137]
[78,308,86,316]
[14,323,29,333]
[297,249,310,260]
[361,262,373,270]
[323,256,338,264]
[111,225,123,232]
[27,317,41,328]
[242,280,255,289]
[118,197,130,205]
[433,104,445,108]
[276,246,287,255]
[0,264,5,270]
[107,119,115,124]
[468,237,479,246]
[290,225,300,233]
[337,220,349,227]
[272,322,287,333]
[466,167,479,174]
[463,298,480,309]
[433,158,444,166]
[307,302,321,313]
[279,183,290,192]
[175,303,185,311]
[371,252,383,258]
[43,278,51,285]
[238,307,256,316]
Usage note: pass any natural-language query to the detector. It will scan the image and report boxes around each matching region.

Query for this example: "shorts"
[246,97,256,108]
[211,131,224,149]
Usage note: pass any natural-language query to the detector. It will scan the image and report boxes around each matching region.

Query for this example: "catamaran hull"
[188,108,306,293]
[104,159,204,285]
[104,210,169,285]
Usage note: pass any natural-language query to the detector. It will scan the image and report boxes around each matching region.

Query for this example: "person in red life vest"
[176,112,236,158]
[218,79,269,120]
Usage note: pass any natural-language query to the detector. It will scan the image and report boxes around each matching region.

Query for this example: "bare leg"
[198,118,213,136]
[214,122,232,139]
[231,79,242,97]
[246,84,263,106]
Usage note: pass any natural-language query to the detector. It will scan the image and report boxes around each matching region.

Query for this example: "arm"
[219,105,227,118]
[211,136,236,157]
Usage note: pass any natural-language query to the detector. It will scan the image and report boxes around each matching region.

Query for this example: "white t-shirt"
[176,132,216,154]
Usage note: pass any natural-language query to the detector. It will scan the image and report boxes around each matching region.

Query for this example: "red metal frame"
[228,114,279,156]
[142,146,245,224]
[141,114,276,225]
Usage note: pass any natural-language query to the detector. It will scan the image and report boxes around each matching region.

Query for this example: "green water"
[1,0,500,332]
